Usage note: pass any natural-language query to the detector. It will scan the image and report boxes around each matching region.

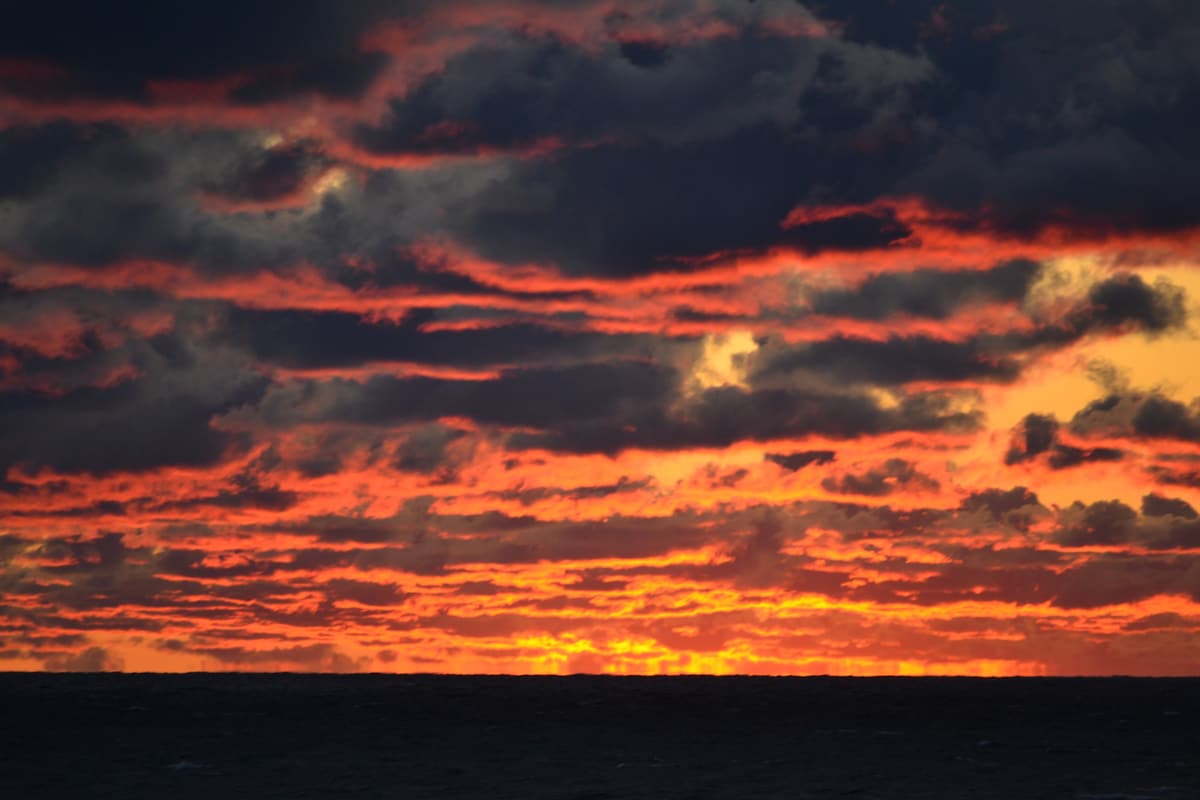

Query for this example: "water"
[2,673,1196,798]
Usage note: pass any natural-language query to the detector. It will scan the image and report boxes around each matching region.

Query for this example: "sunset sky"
[2,0,1200,675]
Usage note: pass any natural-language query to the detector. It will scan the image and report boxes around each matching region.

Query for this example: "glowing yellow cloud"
[689,330,758,391]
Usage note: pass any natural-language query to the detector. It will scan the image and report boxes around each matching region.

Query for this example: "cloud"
[820,458,940,497]
[1051,554,1200,609]
[808,260,1041,321]
[509,384,979,454]
[228,52,391,106]
[221,307,651,370]
[352,32,819,154]
[619,39,671,69]
[42,645,124,672]
[756,334,1025,385]
[0,328,267,474]
[841,0,1200,239]
[1005,413,1124,470]
[958,487,1044,529]
[1072,392,1200,444]
[3,0,1200,676]
[351,11,926,155]
[199,139,330,208]
[252,359,676,432]
[444,123,921,277]
[0,1,400,103]
[0,125,303,272]
[1143,494,1199,520]
[1074,273,1187,334]
[1052,498,1200,550]
[392,424,470,475]
[175,642,366,672]
[0,121,112,200]
[765,450,837,471]
[759,272,1188,387]
[1123,612,1200,631]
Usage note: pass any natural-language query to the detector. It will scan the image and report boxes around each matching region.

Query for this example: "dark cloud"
[222,307,651,370]
[454,580,506,596]
[1053,499,1200,550]
[811,0,982,52]
[0,126,496,285]
[959,487,1043,526]
[228,51,391,105]
[565,572,630,593]
[321,579,408,607]
[701,11,1200,274]
[155,548,279,580]
[37,532,131,574]
[1123,612,1199,631]
[254,359,676,432]
[0,10,919,279]
[1143,493,1199,520]
[275,497,438,545]
[0,383,257,475]
[509,385,979,454]
[448,125,907,277]
[0,332,267,474]
[41,645,124,672]
[389,424,464,475]
[0,287,196,408]
[1006,414,1058,462]
[820,458,939,497]
[0,535,27,569]
[908,133,1200,241]
[1133,396,1200,441]
[7,0,1200,281]
[178,642,365,672]
[0,1,402,103]
[1072,392,1200,444]
[351,30,847,155]
[1044,444,1125,471]
[151,485,299,514]
[781,207,913,253]
[848,560,1058,608]
[493,476,652,506]
[808,260,1041,321]
[1054,500,1140,547]
[1004,413,1124,470]
[760,273,1186,387]
[290,429,391,479]
[765,450,837,471]
[722,513,791,590]
[200,139,329,206]
[274,506,729,566]
[0,122,121,200]
[756,334,1024,385]
[838,0,1200,239]
[1052,554,1200,609]
[619,40,671,69]
[1075,273,1187,334]
[0,125,303,271]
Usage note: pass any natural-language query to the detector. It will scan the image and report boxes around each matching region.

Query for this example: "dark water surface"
[2,674,1197,799]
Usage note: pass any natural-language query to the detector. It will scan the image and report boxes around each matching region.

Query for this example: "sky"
[1,0,1200,675]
